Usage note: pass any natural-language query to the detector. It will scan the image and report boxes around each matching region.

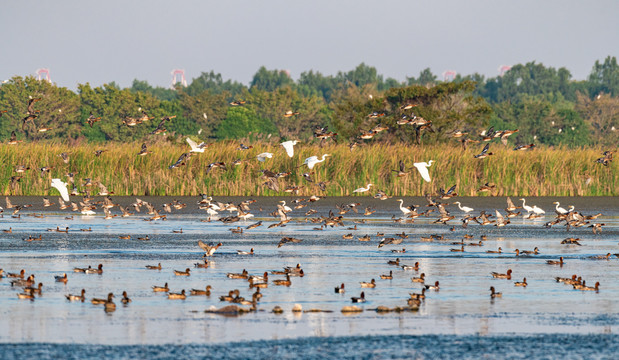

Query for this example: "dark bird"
[138,143,151,156]
[87,113,101,127]
[474,143,493,159]
[392,160,410,177]
[169,152,192,169]
[27,97,41,115]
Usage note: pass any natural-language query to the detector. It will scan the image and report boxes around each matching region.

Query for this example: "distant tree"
[575,92,619,146]
[185,71,246,98]
[0,76,80,141]
[130,79,179,101]
[215,106,278,139]
[587,56,619,97]
[250,67,294,92]
[407,68,438,86]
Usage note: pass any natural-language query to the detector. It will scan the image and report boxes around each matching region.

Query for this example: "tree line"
[0,56,617,147]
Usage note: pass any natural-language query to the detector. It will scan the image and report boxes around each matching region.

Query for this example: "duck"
[66,289,86,302]
[410,288,426,300]
[486,247,502,254]
[514,278,527,287]
[237,248,254,255]
[24,282,43,295]
[198,241,223,257]
[54,273,68,283]
[360,279,376,288]
[152,283,169,292]
[401,262,420,271]
[10,275,35,287]
[7,269,25,278]
[17,292,35,300]
[146,263,162,270]
[194,258,209,268]
[174,268,191,276]
[168,289,187,300]
[351,292,366,303]
[424,281,440,291]
[576,281,600,292]
[273,274,292,287]
[92,292,114,305]
[380,271,393,280]
[546,257,564,265]
[335,283,345,294]
[411,273,426,283]
[248,272,268,282]
[190,285,212,296]
[227,269,249,279]
[85,264,103,274]
[219,290,238,302]
[387,258,400,266]
[490,286,502,298]
[491,269,512,279]
[515,248,539,256]
[121,291,131,304]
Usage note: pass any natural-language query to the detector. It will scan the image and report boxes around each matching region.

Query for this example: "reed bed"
[0,141,616,197]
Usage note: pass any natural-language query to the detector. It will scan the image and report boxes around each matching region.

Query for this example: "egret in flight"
[280,140,299,158]
[186,137,207,153]
[51,178,70,202]
[256,152,273,162]
[413,160,434,182]
[353,184,372,193]
[302,154,330,169]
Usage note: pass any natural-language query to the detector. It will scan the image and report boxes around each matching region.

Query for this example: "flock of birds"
[0,96,616,316]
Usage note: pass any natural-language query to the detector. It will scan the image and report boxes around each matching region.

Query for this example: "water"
[0,196,617,358]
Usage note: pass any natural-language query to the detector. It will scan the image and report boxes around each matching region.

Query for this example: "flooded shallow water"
[0,196,618,357]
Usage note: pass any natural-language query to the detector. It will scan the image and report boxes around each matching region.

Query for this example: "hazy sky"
[2,0,618,90]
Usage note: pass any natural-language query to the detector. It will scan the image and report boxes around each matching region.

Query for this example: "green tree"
[185,71,246,98]
[588,56,619,97]
[215,106,278,139]
[250,67,294,92]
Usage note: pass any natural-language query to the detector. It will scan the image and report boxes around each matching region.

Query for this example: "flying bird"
[413,160,434,182]
[186,137,208,153]
[51,178,70,202]
[280,140,299,157]
[302,154,330,169]
[256,152,273,162]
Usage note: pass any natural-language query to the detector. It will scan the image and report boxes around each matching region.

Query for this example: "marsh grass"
[1,141,616,197]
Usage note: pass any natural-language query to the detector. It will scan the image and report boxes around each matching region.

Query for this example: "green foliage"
[250,67,294,92]
[588,56,619,97]
[185,71,246,98]
[215,106,278,139]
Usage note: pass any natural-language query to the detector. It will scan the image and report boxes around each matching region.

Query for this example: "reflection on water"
[0,196,617,346]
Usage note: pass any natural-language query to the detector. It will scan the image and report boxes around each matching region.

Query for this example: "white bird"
[303,154,330,169]
[397,199,412,215]
[353,184,372,193]
[453,201,474,213]
[279,201,292,212]
[256,152,273,162]
[519,198,534,214]
[413,160,434,182]
[532,205,545,215]
[51,178,70,202]
[186,137,207,153]
[280,140,299,158]
[553,202,568,215]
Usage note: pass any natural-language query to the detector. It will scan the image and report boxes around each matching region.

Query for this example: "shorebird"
[353,184,372,193]
[413,160,434,182]
[453,201,474,213]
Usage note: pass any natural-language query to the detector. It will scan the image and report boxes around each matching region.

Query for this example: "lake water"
[0,196,617,358]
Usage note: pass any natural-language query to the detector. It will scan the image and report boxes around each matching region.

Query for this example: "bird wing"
[186,137,200,152]
[51,178,70,202]
[413,162,431,182]
[198,240,212,253]
[281,141,295,157]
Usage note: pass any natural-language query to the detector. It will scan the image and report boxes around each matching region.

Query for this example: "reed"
[0,141,616,197]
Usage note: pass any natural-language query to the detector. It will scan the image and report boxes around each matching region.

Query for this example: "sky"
[2,0,618,90]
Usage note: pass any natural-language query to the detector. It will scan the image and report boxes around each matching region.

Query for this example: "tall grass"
[0,140,616,197]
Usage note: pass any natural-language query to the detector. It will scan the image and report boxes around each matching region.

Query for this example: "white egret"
[186,137,207,153]
[353,184,373,193]
[280,140,299,158]
[519,198,534,214]
[51,178,70,202]
[413,160,434,182]
[303,154,330,169]
[256,152,273,162]
[553,202,568,215]
[532,205,545,215]
[453,201,474,213]
[397,199,412,215]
